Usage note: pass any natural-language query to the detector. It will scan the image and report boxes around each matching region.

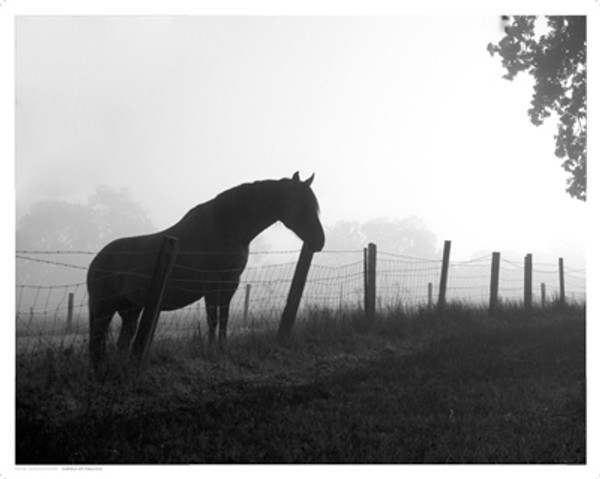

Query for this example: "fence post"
[243,284,251,323]
[524,253,533,310]
[278,243,315,339]
[558,257,565,306]
[428,282,433,308]
[438,240,451,311]
[489,252,501,314]
[131,236,180,366]
[540,283,546,309]
[363,247,368,313]
[66,292,74,332]
[365,243,377,319]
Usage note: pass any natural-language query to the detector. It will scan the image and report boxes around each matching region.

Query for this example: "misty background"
[15,15,586,293]
[4,5,594,472]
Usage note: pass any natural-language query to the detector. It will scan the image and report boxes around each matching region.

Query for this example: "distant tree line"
[17,185,154,252]
[322,217,439,266]
[16,186,154,285]
[16,186,439,284]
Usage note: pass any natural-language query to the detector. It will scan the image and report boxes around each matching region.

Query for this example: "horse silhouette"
[87,172,325,370]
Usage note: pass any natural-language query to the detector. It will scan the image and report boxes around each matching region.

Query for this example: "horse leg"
[218,302,230,346]
[117,302,142,353]
[217,283,238,348]
[206,284,237,350]
[89,300,116,373]
[205,294,219,346]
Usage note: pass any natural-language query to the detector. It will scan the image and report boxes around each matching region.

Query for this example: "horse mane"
[214,178,320,217]
[215,180,281,215]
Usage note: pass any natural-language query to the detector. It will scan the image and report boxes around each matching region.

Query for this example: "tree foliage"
[487,16,586,200]
[17,186,154,251]
[323,217,439,266]
[16,187,154,285]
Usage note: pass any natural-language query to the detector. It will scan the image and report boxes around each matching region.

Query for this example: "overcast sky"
[12,6,592,266]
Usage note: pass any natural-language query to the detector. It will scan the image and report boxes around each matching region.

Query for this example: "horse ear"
[292,171,300,183]
[304,173,315,186]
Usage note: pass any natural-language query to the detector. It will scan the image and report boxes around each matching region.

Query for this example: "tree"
[361,217,438,258]
[16,200,97,252]
[16,186,154,285]
[323,217,439,266]
[487,16,586,200]
[86,185,154,248]
[17,186,154,252]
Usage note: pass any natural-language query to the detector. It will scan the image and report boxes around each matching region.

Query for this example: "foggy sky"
[14,14,587,266]
[3,5,596,475]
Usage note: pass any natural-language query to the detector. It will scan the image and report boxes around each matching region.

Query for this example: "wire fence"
[15,246,586,354]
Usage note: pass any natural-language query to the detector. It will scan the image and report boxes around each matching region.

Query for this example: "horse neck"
[214,181,287,245]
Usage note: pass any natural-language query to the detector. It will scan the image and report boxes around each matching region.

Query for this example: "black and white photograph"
[3,0,596,474]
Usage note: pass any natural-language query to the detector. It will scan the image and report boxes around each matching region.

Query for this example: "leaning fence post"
[558,257,566,306]
[524,253,533,310]
[489,252,501,314]
[131,236,180,366]
[66,292,74,332]
[278,243,315,339]
[438,240,451,311]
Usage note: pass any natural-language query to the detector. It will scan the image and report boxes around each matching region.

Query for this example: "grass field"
[16,302,585,464]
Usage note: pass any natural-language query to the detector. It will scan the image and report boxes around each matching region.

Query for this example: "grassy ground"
[16,302,585,464]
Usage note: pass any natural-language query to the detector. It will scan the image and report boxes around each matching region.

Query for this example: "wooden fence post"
[243,284,251,323]
[66,292,74,332]
[524,253,533,310]
[541,283,546,309]
[131,236,180,366]
[489,252,501,314]
[363,247,368,313]
[365,243,377,320]
[428,282,433,309]
[558,257,565,306]
[278,243,315,339]
[438,240,451,311]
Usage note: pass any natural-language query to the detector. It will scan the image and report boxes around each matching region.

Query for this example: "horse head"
[281,172,325,252]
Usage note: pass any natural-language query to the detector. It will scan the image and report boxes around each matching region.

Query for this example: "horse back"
[87,234,164,306]
[88,202,250,310]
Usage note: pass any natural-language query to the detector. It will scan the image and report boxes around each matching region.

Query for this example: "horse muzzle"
[306,227,325,252]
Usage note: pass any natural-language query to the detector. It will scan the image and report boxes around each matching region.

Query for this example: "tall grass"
[16,300,584,392]
[16,301,585,464]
